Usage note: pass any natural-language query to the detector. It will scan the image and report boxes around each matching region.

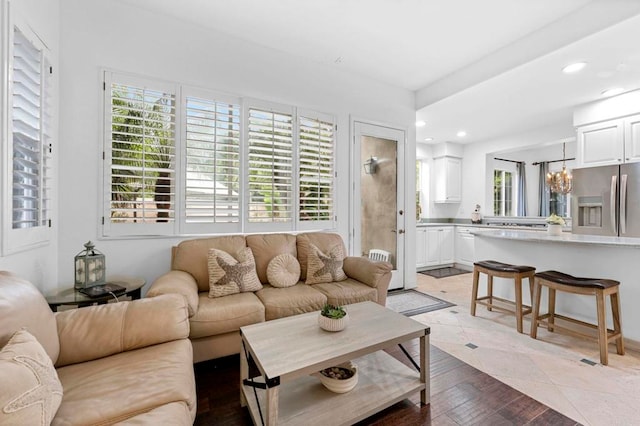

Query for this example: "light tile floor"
[411,272,640,426]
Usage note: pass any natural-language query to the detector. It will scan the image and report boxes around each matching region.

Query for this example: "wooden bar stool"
[471,260,536,334]
[530,271,624,366]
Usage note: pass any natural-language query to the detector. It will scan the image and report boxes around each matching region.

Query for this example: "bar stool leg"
[596,289,609,365]
[514,275,524,334]
[487,274,494,312]
[611,289,625,356]
[530,279,541,339]
[548,288,556,332]
[470,268,480,317]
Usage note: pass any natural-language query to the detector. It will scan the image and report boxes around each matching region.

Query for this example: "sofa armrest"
[147,270,199,317]
[54,294,189,367]
[343,257,392,306]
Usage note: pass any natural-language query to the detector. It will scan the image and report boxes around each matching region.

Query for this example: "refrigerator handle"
[611,175,617,233]
[621,174,628,235]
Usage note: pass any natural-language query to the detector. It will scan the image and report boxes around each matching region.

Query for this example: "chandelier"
[546,143,572,194]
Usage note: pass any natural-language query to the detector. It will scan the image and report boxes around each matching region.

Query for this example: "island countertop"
[471,229,640,248]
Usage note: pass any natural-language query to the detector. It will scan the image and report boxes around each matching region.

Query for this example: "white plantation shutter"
[182,89,241,233]
[247,105,294,228]
[298,112,335,228]
[11,27,44,229]
[104,73,177,236]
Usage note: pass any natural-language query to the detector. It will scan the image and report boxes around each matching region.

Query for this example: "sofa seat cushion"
[53,339,195,425]
[115,401,193,425]
[255,283,327,321]
[311,279,378,306]
[190,292,265,339]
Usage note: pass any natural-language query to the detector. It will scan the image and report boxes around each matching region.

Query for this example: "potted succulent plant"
[546,213,565,236]
[318,303,349,332]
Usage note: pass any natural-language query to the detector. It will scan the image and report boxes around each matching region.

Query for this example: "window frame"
[102,71,180,237]
[493,167,515,217]
[1,11,53,255]
[101,71,337,238]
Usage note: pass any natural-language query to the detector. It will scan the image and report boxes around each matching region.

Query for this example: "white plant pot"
[547,224,562,236]
[318,312,349,332]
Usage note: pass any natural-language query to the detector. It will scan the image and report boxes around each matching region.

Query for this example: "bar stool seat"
[471,260,536,334]
[530,270,624,365]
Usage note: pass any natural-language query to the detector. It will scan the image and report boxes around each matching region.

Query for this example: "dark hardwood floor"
[194,340,580,425]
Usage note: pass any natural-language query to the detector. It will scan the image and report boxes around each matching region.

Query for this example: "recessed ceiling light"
[415,120,426,127]
[424,137,433,142]
[601,87,624,97]
[456,131,467,137]
[562,62,587,74]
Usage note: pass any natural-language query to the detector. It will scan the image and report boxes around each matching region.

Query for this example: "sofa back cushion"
[296,233,347,280]
[246,233,297,284]
[172,236,247,292]
[0,271,60,364]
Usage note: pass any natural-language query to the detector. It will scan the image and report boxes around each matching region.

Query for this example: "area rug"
[420,267,470,279]
[386,289,455,316]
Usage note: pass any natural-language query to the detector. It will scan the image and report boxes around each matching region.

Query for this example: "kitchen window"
[493,169,514,216]
[103,71,335,237]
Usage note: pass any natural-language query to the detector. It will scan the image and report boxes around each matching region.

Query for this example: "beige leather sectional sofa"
[147,232,393,363]
[0,271,196,425]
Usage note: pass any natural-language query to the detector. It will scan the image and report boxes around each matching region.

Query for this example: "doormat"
[386,289,455,316]
[420,267,470,279]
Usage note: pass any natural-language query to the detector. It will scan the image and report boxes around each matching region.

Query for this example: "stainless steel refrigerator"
[572,163,640,237]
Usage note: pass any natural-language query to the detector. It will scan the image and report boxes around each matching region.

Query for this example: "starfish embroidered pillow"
[0,330,63,426]
[208,247,263,298]
[305,243,348,285]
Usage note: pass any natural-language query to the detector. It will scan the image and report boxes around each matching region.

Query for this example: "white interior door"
[352,121,405,290]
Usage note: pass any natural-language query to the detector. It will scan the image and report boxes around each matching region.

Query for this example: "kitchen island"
[472,229,640,344]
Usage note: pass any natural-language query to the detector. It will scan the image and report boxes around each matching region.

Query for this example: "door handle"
[621,174,627,234]
[611,175,617,233]
[398,229,405,234]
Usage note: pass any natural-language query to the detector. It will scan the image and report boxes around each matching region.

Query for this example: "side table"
[44,275,145,312]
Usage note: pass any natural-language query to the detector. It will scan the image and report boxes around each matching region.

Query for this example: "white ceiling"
[116,0,640,144]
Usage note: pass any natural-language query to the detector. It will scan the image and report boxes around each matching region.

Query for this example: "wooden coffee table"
[239,301,430,425]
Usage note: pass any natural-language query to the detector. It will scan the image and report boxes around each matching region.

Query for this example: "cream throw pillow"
[266,254,301,288]
[305,243,347,284]
[0,330,63,426]
[208,247,262,298]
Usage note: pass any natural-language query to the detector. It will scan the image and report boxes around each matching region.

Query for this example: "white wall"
[460,122,574,220]
[0,0,60,288]
[58,0,416,292]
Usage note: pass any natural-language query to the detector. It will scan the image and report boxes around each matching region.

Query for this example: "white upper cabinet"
[576,115,640,167]
[576,119,624,167]
[433,156,461,203]
[624,114,640,163]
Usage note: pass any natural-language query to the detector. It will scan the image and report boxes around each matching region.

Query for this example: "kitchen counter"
[473,230,640,344]
[472,229,640,248]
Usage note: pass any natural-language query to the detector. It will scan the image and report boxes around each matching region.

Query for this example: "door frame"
[350,118,406,290]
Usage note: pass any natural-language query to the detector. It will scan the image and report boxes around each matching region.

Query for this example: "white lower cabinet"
[455,227,475,267]
[416,227,428,268]
[416,226,454,269]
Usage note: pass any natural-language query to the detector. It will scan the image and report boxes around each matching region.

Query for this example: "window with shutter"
[3,22,52,254]
[104,73,177,236]
[298,112,335,228]
[247,105,294,228]
[182,89,241,233]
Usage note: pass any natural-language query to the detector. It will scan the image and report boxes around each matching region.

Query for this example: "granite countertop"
[472,229,640,247]
[416,222,548,231]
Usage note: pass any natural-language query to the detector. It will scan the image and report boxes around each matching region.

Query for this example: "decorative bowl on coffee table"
[314,362,358,393]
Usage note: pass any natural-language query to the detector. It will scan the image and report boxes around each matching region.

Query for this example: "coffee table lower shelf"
[241,350,424,426]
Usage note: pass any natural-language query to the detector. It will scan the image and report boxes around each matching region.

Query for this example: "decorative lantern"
[74,241,106,290]
[546,143,573,194]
